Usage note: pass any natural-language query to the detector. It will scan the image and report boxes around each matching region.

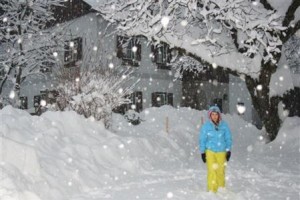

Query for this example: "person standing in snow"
[199,105,232,193]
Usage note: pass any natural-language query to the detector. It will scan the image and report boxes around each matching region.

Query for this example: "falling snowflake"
[40,100,47,107]
[109,63,114,69]
[247,145,253,152]
[236,103,246,114]
[167,192,173,198]
[279,76,284,81]
[256,85,263,91]
[212,63,217,69]
[132,46,138,52]
[149,53,154,58]
[180,20,188,27]
[9,91,15,99]
[161,16,170,29]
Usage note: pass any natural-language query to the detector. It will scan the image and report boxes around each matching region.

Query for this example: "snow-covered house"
[3,0,286,126]
[0,0,183,115]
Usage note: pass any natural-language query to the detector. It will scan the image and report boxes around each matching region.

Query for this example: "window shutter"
[130,37,142,61]
[19,96,28,110]
[64,42,70,63]
[116,36,124,58]
[33,96,41,107]
[136,91,143,112]
[77,37,83,60]
[152,93,158,107]
[135,38,142,61]
[167,93,173,106]
[167,46,172,63]
[151,44,158,63]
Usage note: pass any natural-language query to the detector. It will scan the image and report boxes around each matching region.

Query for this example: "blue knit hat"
[208,105,221,113]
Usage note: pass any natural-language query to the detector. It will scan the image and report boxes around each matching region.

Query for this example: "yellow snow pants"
[206,150,226,192]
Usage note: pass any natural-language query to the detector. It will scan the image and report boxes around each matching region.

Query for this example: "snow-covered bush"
[56,66,136,128]
[124,110,143,125]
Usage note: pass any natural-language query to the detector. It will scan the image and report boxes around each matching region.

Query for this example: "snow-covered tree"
[86,0,300,141]
[0,0,65,106]
[55,49,138,128]
[284,35,300,74]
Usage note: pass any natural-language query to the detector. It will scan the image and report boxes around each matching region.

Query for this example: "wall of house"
[0,13,100,113]
[95,17,182,110]
[2,12,182,113]
[128,37,182,109]
[32,13,99,113]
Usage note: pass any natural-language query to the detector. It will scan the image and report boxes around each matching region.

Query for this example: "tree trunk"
[245,62,282,142]
[179,47,284,142]
[14,66,22,107]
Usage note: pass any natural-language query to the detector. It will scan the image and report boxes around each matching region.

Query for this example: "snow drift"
[0,105,299,200]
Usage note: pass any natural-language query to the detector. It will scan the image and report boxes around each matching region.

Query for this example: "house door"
[195,90,207,110]
[212,98,223,112]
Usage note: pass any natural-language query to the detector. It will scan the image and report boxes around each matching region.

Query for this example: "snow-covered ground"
[0,105,299,200]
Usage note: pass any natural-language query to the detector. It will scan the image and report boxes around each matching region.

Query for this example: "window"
[116,35,141,66]
[40,61,54,73]
[19,96,28,109]
[128,91,143,112]
[152,92,173,107]
[114,91,143,114]
[64,37,82,68]
[151,42,172,70]
[33,95,42,107]
[41,90,59,105]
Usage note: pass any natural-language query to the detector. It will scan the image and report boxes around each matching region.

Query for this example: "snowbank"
[0,105,299,199]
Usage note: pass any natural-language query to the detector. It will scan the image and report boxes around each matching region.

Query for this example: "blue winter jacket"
[199,120,232,153]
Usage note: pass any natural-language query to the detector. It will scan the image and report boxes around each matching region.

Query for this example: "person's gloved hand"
[201,153,206,163]
[226,151,231,161]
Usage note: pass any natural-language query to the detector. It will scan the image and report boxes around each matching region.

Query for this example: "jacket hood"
[208,105,222,121]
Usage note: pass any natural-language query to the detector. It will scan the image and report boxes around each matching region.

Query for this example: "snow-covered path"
[68,158,299,200]
[0,106,299,200]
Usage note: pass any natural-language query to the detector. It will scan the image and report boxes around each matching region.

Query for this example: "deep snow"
[0,105,299,200]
